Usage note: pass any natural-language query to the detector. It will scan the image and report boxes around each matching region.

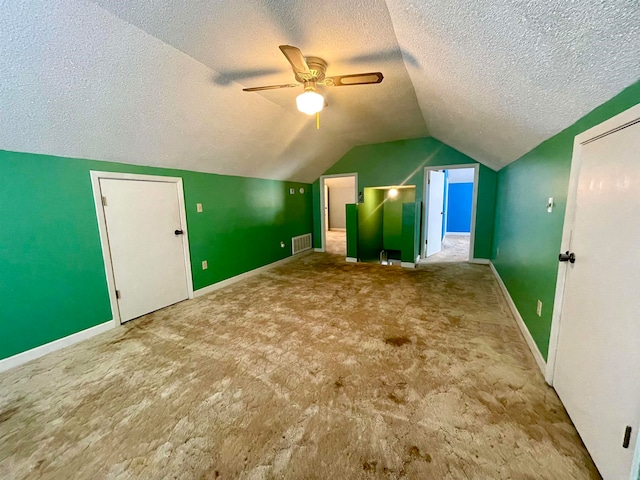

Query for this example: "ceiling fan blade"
[242,83,299,92]
[323,72,384,87]
[279,45,312,79]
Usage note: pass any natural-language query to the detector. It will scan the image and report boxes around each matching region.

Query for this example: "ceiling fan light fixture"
[296,90,324,115]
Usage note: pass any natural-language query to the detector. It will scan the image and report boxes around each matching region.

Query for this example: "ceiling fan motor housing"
[296,56,327,83]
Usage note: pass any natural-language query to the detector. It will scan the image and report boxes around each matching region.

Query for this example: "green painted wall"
[0,150,312,360]
[346,204,358,258]
[401,203,417,263]
[492,81,640,360]
[383,189,416,251]
[357,188,385,261]
[314,137,497,259]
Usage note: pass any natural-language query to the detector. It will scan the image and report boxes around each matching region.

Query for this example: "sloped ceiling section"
[1,1,639,181]
[384,0,640,169]
[0,0,426,182]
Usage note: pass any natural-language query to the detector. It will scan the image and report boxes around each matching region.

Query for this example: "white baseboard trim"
[446,232,471,236]
[489,261,547,378]
[401,262,416,269]
[346,257,358,263]
[0,320,116,373]
[194,252,311,298]
[313,248,324,253]
[470,258,490,264]
[329,228,346,232]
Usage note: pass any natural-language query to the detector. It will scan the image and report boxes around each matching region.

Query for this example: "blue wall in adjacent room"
[446,183,473,233]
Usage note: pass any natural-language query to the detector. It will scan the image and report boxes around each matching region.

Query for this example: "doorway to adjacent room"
[320,174,357,256]
[422,165,478,264]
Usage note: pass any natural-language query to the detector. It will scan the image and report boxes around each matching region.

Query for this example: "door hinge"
[427,179,430,184]
[102,196,108,206]
[115,289,121,299]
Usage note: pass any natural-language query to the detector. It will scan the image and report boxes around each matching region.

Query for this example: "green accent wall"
[383,189,416,251]
[313,137,497,260]
[492,81,640,360]
[357,188,385,261]
[401,203,417,263]
[346,204,358,258]
[0,150,313,360]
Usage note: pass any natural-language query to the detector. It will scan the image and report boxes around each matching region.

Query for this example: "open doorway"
[320,174,357,255]
[422,165,478,264]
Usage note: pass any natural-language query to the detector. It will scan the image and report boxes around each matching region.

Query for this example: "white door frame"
[318,173,358,252]
[90,171,194,326]
[546,103,640,480]
[422,164,479,262]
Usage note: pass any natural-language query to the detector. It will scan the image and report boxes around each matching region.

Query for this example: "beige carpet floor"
[0,253,599,479]
[421,235,470,264]
[325,229,346,256]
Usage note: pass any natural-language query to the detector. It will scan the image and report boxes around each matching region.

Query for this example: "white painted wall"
[328,186,354,229]
[447,168,475,183]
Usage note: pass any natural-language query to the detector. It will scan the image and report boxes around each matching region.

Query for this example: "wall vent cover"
[292,233,312,255]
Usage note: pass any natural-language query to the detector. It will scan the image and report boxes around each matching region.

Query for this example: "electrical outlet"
[280,241,285,248]
[202,260,208,270]
[196,203,203,213]
[536,300,542,317]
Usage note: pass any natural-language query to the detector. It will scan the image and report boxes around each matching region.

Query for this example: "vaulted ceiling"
[1,1,638,182]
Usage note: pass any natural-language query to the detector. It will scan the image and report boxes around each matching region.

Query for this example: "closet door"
[100,178,190,322]
[553,114,640,479]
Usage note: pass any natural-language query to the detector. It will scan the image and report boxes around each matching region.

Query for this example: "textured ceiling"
[384,0,640,169]
[1,1,638,181]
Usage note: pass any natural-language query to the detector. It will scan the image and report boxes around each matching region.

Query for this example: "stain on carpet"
[384,336,412,347]
[0,406,19,424]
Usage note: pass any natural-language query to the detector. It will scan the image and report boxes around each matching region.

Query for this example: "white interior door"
[554,120,640,479]
[100,178,190,322]
[426,170,445,257]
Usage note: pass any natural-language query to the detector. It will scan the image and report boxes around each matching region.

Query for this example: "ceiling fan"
[243,45,384,122]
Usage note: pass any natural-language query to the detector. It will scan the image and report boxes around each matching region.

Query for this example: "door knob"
[174,229,184,235]
[558,251,575,263]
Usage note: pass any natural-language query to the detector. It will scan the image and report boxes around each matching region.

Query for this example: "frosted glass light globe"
[296,91,324,115]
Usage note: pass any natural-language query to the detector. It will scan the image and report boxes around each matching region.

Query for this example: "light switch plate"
[196,203,203,213]
[202,260,208,270]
